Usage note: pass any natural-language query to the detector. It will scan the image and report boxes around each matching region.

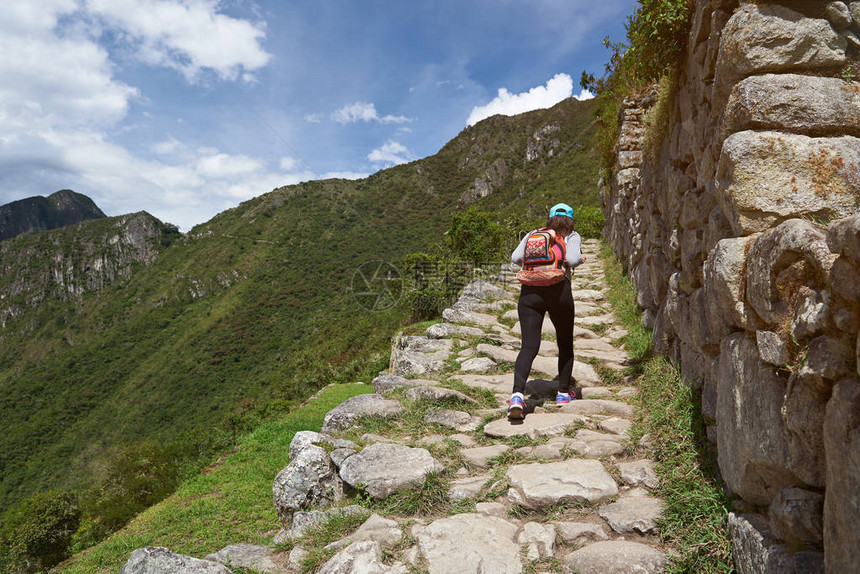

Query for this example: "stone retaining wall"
[601,1,860,571]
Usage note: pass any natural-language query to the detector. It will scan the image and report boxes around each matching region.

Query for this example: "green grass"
[599,245,732,572]
[56,383,373,573]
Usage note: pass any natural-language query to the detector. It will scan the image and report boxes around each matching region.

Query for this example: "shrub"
[575,206,605,240]
[1,490,81,572]
[625,0,693,83]
[446,207,508,265]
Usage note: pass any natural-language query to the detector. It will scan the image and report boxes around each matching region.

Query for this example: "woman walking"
[507,203,584,419]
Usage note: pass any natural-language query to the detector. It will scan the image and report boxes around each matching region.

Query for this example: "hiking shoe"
[555,392,574,405]
[507,394,525,419]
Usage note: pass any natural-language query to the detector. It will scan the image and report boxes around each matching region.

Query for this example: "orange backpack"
[516,228,567,286]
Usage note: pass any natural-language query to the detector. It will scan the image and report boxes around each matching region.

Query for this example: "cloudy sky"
[0,0,636,230]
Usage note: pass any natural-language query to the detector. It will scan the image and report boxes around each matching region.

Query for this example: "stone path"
[122,239,669,573]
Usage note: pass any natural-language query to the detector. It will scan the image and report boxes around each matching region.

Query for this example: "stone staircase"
[120,239,671,574]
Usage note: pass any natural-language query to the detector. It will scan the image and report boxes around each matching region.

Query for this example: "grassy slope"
[0,97,600,516]
[58,383,373,573]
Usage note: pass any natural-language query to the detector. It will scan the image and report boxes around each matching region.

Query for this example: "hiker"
[507,203,585,419]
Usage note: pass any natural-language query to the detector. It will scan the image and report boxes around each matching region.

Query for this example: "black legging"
[513,278,575,395]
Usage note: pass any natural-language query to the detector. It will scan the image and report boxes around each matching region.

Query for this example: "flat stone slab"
[617,460,659,489]
[339,443,443,499]
[442,307,499,327]
[413,513,522,574]
[576,338,622,352]
[566,429,626,458]
[555,521,610,546]
[448,475,489,501]
[476,343,518,363]
[518,521,556,561]
[452,373,508,393]
[394,336,454,376]
[448,433,478,447]
[423,409,481,432]
[582,387,612,398]
[372,374,438,393]
[563,541,667,574]
[120,547,231,574]
[558,399,634,418]
[459,357,497,372]
[321,394,404,433]
[462,444,511,468]
[599,417,633,436]
[483,412,587,439]
[425,322,485,339]
[404,386,476,404]
[340,513,402,548]
[506,459,618,509]
[576,314,616,327]
[599,494,665,534]
[317,540,406,574]
[577,302,609,316]
[573,289,607,302]
[205,544,281,573]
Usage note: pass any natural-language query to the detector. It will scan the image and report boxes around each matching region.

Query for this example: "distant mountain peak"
[0,189,106,241]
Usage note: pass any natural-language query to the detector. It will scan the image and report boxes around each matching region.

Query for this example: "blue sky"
[0,0,636,230]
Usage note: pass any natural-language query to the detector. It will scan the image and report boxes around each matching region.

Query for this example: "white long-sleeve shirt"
[511,230,583,269]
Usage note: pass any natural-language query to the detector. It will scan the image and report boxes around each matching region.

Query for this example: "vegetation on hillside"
[0,96,601,569]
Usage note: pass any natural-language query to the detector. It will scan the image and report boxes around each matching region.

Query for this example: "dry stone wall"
[602,1,860,571]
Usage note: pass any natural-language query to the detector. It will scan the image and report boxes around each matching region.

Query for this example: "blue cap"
[549,203,574,219]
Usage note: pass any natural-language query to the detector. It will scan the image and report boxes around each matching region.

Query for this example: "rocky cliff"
[0,189,106,241]
[0,211,166,327]
[602,1,860,572]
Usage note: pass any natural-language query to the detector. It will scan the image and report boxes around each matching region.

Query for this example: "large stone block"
[827,213,860,257]
[338,442,443,499]
[321,394,404,433]
[120,547,231,574]
[716,131,860,236]
[783,374,827,488]
[717,333,795,505]
[715,4,846,102]
[728,513,795,574]
[273,445,343,523]
[769,487,824,549]
[722,74,860,140]
[745,219,835,327]
[823,377,860,572]
[703,235,759,331]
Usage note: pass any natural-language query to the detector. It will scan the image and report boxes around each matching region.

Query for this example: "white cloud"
[151,136,183,155]
[304,113,323,123]
[196,151,264,178]
[86,0,271,82]
[467,73,574,126]
[0,1,293,231]
[0,5,138,138]
[576,88,595,101]
[279,157,299,171]
[368,141,414,166]
[331,102,412,125]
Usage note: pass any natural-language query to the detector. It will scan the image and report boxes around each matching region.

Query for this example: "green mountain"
[0,190,106,241]
[0,97,598,529]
